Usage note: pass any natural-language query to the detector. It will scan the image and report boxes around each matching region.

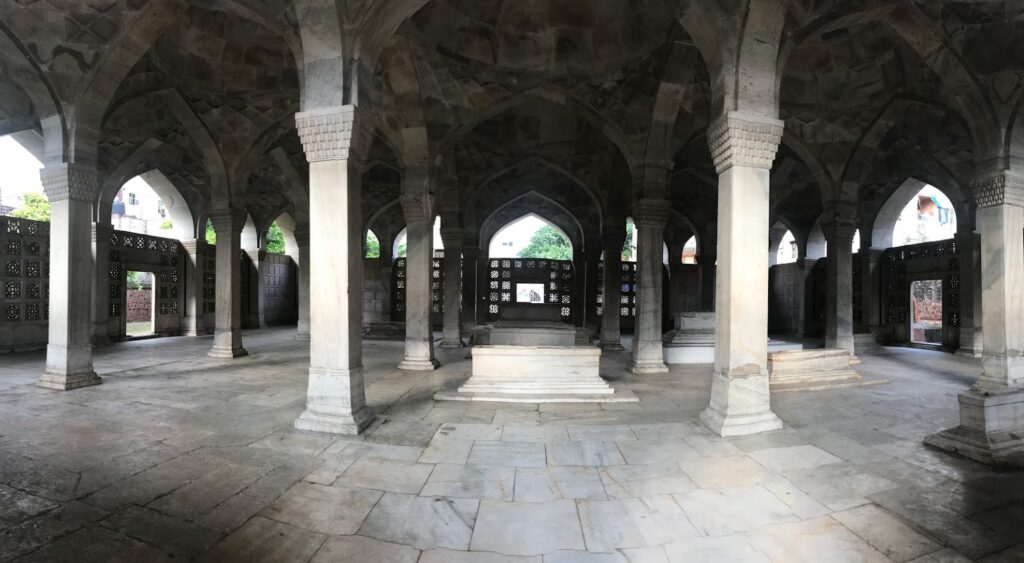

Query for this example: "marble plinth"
[662,313,801,364]
[925,387,1024,468]
[768,348,872,391]
[436,345,637,403]
[475,321,577,347]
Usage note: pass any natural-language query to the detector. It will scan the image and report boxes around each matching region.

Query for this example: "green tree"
[205,220,216,245]
[160,220,173,231]
[621,220,634,261]
[397,242,407,257]
[9,192,51,222]
[518,225,571,260]
[265,222,286,254]
[365,231,381,258]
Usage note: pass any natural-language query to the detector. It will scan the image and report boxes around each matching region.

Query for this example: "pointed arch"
[479,191,585,256]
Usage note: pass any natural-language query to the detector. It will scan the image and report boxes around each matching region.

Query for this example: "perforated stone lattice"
[0,217,49,324]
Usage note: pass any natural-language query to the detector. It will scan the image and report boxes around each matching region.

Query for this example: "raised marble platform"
[474,321,577,347]
[662,312,802,364]
[436,345,638,403]
[767,348,873,392]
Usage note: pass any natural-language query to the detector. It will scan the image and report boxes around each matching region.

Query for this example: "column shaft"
[701,112,783,436]
[823,219,856,355]
[440,234,463,348]
[181,238,205,336]
[208,210,248,358]
[293,105,372,434]
[629,200,669,374]
[38,164,102,390]
[91,223,113,346]
[978,204,1024,390]
[399,197,440,369]
[956,232,982,357]
[295,227,311,341]
[599,231,624,351]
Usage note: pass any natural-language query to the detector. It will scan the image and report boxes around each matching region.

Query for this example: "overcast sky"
[0,135,43,207]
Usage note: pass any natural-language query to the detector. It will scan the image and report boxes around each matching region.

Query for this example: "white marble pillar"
[956,231,982,357]
[926,172,1024,465]
[857,248,883,337]
[440,228,464,348]
[91,222,113,346]
[599,229,625,351]
[630,199,670,374]
[294,226,311,341]
[583,245,602,342]
[293,106,373,434]
[700,112,784,437]
[822,213,856,355]
[207,209,248,358]
[399,188,440,369]
[181,238,206,336]
[38,164,102,390]
[461,246,479,330]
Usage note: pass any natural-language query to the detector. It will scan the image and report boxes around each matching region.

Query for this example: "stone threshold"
[771,377,889,393]
[435,384,639,403]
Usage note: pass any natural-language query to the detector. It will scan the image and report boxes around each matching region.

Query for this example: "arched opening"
[393,217,442,258]
[112,171,194,240]
[489,213,573,259]
[806,219,862,258]
[776,230,798,265]
[681,236,698,264]
[0,134,45,220]
[366,230,381,259]
[872,179,958,249]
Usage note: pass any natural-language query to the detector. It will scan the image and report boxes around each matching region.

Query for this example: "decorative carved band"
[40,164,98,203]
[972,171,1024,209]
[633,199,671,229]
[400,192,434,224]
[207,209,247,235]
[295,105,372,163]
[707,112,784,173]
[439,227,464,249]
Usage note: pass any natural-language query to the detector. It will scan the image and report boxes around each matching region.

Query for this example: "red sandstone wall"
[126,289,152,322]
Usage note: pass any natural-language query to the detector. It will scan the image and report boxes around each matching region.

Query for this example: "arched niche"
[240,214,259,250]
[479,192,584,258]
[274,212,299,258]
[366,229,382,259]
[871,178,958,249]
[806,218,826,260]
[109,170,197,240]
[393,217,442,258]
[770,219,799,265]
[488,213,573,259]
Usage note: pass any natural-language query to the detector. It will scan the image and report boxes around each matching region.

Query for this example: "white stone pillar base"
[38,362,102,390]
[925,388,1024,468]
[700,371,783,437]
[208,345,249,359]
[628,357,669,374]
[294,367,372,434]
[955,327,983,358]
[398,357,441,370]
[599,340,624,351]
[440,339,464,349]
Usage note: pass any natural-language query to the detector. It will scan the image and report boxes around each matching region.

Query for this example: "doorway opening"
[910,279,942,346]
[125,271,156,338]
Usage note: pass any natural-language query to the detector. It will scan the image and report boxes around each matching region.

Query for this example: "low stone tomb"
[662,312,802,364]
[436,345,637,403]
[474,321,576,347]
[767,348,863,391]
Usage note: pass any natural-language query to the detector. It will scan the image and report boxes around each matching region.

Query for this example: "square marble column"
[700,112,784,437]
[180,238,206,336]
[207,209,248,359]
[38,164,102,390]
[856,248,883,338]
[956,231,982,357]
[822,212,856,355]
[399,186,440,370]
[91,222,113,346]
[599,229,625,351]
[294,227,311,341]
[629,199,669,374]
[293,106,373,435]
[440,227,464,348]
[926,174,1024,466]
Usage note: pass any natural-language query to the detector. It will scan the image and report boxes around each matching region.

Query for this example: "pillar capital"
[632,199,670,229]
[400,191,435,225]
[41,163,98,203]
[971,169,1024,209]
[440,226,464,246]
[295,105,372,164]
[707,112,783,174]
[180,238,204,255]
[208,208,247,235]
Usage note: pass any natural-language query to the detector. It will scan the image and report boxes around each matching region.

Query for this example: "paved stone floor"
[0,329,1022,562]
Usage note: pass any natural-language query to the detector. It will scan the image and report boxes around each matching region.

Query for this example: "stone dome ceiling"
[408,0,676,75]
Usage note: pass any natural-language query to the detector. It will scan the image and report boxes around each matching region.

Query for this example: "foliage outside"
[265,222,285,254]
[396,242,407,257]
[205,220,216,245]
[518,224,572,260]
[365,231,381,258]
[9,192,51,222]
[622,220,634,261]
[160,220,173,231]
[126,271,146,290]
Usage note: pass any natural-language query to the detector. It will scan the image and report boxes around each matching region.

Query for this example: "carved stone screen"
[485,258,573,323]
[0,217,49,352]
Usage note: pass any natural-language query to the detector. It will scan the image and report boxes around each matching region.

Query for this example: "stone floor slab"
[336,457,434,494]
[196,515,325,563]
[310,535,420,563]
[600,463,697,499]
[515,466,607,502]
[470,499,586,556]
[360,492,478,550]
[421,463,516,501]
[469,440,547,468]
[675,486,799,536]
[260,482,381,536]
[832,504,941,562]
